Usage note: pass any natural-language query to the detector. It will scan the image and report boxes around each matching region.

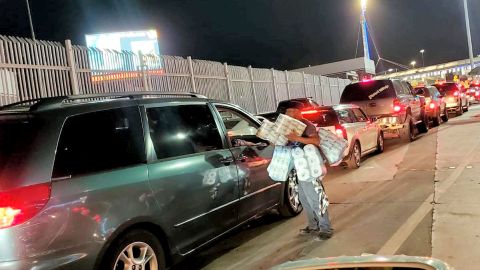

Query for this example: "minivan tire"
[417,111,429,134]
[402,119,415,142]
[441,107,449,122]
[456,103,464,116]
[101,229,166,270]
[348,141,361,169]
[278,170,303,217]
[376,132,384,154]
[432,110,441,127]
[464,101,469,112]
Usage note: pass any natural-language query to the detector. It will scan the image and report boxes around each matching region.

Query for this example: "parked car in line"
[414,85,448,126]
[0,92,302,270]
[301,104,384,168]
[466,86,480,104]
[434,82,469,116]
[340,79,429,142]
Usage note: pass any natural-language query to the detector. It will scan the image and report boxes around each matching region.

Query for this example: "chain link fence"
[0,36,350,114]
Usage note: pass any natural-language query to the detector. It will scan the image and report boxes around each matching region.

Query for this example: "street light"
[25,0,36,40]
[463,0,474,70]
[361,0,367,10]
[411,61,416,69]
[420,49,425,67]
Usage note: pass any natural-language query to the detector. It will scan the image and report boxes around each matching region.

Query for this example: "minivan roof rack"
[0,92,207,112]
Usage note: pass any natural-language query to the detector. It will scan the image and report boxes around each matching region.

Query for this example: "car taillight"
[429,103,435,109]
[0,183,50,229]
[335,125,348,140]
[454,91,459,97]
[393,99,402,113]
[476,92,480,97]
[301,109,319,115]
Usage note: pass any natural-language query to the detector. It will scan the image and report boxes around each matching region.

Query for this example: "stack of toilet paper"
[291,144,326,182]
[267,146,293,182]
[318,128,348,166]
[256,114,307,146]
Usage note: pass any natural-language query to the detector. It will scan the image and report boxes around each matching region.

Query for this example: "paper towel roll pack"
[267,146,293,182]
[291,145,326,181]
[256,114,307,146]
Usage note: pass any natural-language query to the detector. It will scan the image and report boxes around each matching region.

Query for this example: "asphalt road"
[173,104,480,270]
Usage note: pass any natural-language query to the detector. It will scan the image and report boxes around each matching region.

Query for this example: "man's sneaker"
[299,227,319,235]
[314,231,333,241]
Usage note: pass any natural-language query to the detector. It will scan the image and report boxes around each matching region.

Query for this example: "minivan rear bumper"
[375,115,405,131]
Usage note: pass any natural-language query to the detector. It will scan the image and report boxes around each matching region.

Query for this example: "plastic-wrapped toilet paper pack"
[318,128,348,166]
[296,168,311,181]
[267,146,293,182]
[291,147,305,159]
[256,120,276,141]
[293,158,308,170]
[275,114,306,137]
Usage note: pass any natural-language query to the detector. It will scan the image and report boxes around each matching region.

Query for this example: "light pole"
[25,0,36,40]
[410,61,416,69]
[463,0,474,70]
[420,49,425,67]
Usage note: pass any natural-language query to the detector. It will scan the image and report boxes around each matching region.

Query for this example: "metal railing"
[0,35,351,114]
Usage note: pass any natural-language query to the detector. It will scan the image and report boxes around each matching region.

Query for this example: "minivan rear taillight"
[393,98,402,113]
[335,124,348,140]
[0,183,50,229]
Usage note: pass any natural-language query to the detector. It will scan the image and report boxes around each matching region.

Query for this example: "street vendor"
[284,101,333,240]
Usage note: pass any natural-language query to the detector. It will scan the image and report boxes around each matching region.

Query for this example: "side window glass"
[402,82,414,95]
[216,107,260,146]
[352,108,368,122]
[336,109,355,124]
[392,81,404,95]
[53,107,145,178]
[147,105,224,160]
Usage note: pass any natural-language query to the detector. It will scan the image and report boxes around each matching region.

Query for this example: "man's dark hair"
[284,101,305,110]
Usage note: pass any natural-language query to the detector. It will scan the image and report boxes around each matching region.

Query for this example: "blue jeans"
[298,179,332,233]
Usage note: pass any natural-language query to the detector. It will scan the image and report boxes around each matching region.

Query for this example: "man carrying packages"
[284,101,333,240]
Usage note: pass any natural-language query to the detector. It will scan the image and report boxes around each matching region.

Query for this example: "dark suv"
[0,92,301,270]
[340,79,428,141]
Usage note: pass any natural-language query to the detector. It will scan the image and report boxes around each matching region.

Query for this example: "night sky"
[1,0,479,72]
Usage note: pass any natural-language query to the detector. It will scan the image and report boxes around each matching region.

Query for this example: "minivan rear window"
[303,110,338,127]
[434,84,459,95]
[0,115,42,177]
[341,80,396,102]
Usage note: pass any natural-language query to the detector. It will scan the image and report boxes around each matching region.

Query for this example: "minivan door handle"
[368,102,377,107]
[219,156,235,165]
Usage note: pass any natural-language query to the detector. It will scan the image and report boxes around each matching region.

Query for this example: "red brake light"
[454,91,459,97]
[429,103,435,109]
[0,183,51,229]
[476,92,479,97]
[335,125,348,140]
[301,109,319,115]
[393,105,401,112]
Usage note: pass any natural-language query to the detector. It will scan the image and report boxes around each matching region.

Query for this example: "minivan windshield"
[0,115,42,177]
[341,80,396,102]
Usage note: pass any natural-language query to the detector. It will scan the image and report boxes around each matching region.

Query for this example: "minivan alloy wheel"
[353,142,361,167]
[287,171,300,212]
[114,242,158,270]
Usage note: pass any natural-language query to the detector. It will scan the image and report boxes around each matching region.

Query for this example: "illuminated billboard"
[85,30,160,55]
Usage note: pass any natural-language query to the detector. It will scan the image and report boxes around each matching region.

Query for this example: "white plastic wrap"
[256,120,276,141]
[267,146,293,182]
[275,114,307,136]
[293,158,309,169]
[318,128,348,166]
[297,168,311,181]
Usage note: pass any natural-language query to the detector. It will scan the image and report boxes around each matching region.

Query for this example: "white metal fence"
[0,36,350,114]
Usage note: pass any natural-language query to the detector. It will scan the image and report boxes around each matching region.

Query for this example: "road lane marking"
[377,140,480,255]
